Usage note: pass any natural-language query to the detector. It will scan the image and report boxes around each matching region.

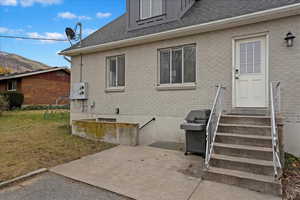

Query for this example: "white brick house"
[60,0,300,157]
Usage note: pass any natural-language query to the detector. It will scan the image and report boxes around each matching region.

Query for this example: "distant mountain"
[0,51,50,73]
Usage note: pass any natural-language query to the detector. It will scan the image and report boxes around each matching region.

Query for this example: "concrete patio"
[51,145,280,200]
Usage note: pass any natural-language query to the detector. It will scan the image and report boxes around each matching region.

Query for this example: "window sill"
[156,83,196,91]
[105,87,125,93]
[137,13,166,23]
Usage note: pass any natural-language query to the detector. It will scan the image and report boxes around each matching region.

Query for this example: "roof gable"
[62,0,300,53]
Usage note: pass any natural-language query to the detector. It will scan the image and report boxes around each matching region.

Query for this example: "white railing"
[270,81,282,178]
[205,84,225,168]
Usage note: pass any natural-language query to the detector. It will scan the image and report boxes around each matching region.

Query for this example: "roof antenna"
[65,22,82,47]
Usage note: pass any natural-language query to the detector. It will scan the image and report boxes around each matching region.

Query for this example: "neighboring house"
[0,68,70,105]
[60,0,300,194]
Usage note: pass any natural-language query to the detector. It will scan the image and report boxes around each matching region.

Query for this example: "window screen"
[107,55,125,88]
[140,0,162,19]
[159,44,196,85]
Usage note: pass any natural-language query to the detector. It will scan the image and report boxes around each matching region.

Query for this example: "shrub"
[0,95,8,114]
[21,104,70,111]
[0,92,24,110]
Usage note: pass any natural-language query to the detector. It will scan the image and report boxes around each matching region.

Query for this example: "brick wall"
[21,70,70,105]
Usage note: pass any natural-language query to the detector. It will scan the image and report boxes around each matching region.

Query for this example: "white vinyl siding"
[159,44,196,85]
[140,0,163,19]
[106,55,125,88]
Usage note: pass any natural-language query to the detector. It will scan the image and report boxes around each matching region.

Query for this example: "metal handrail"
[270,81,282,179]
[139,117,156,130]
[205,84,225,168]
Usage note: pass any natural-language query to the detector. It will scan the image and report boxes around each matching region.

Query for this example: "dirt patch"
[282,153,300,200]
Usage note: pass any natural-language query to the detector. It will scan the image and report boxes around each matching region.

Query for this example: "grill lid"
[184,109,211,123]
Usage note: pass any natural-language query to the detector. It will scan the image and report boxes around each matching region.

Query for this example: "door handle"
[235,69,240,79]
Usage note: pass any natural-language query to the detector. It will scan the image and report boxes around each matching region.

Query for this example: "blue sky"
[0,0,126,67]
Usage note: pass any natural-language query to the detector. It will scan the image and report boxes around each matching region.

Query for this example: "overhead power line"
[0,35,67,41]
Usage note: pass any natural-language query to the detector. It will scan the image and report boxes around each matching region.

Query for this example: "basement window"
[7,80,17,91]
[106,55,125,91]
[158,44,196,89]
[140,0,163,20]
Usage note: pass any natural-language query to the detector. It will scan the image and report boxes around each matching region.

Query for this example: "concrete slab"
[51,146,203,200]
[190,180,281,200]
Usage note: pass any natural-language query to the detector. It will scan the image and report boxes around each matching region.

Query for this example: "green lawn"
[0,110,115,182]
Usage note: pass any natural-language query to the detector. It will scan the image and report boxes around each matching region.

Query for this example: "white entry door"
[234,36,267,107]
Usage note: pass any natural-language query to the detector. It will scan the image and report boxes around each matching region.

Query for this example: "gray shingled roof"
[0,68,70,81]
[63,0,300,52]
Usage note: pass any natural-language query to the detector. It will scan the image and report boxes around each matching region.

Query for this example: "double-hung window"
[106,55,125,89]
[7,80,17,91]
[159,44,196,86]
[140,0,163,19]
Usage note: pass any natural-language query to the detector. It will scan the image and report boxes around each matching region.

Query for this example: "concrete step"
[215,133,272,148]
[220,115,271,126]
[214,143,273,161]
[230,108,269,116]
[210,154,274,176]
[218,123,271,136]
[204,167,281,196]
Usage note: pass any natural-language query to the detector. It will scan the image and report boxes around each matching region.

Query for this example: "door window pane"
[172,49,182,84]
[160,50,170,84]
[240,41,262,74]
[246,43,254,73]
[240,43,247,74]
[253,41,261,73]
[184,46,196,83]
[117,55,125,86]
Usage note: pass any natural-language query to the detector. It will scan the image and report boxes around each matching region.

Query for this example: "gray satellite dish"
[65,28,76,40]
[65,23,82,47]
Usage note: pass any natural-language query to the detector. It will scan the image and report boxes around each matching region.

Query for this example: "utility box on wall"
[71,82,88,100]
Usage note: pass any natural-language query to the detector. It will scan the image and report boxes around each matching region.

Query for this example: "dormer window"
[140,0,163,20]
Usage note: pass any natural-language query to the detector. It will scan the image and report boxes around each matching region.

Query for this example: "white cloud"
[58,11,77,19]
[0,0,62,7]
[0,26,23,34]
[0,27,9,33]
[78,15,91,20]
[0,0,17,6]
[20,0,62,7]
[27,32,65,43]
[96,12,112,19]
[58,11,91,20]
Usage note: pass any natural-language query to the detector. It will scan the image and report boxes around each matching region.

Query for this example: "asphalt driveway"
[0,172,132,200]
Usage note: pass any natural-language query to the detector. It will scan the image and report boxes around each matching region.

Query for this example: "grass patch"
[0,110,116,182]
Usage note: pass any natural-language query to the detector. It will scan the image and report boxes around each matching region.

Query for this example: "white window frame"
[140,0,163,20]
[7,80,17,91]
[106,55,125,92]
[157,44,196,90]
